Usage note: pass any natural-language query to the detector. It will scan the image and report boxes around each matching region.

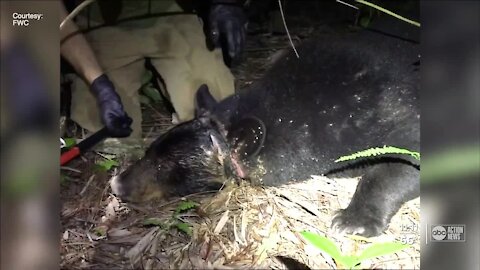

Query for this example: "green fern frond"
[175,200,198,214]
[335,146,420,163]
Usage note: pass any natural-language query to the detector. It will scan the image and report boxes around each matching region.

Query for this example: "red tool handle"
[60,147,80,166]
[60,127,110,166]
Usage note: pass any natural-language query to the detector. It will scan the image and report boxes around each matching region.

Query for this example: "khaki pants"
[71,12,234,138]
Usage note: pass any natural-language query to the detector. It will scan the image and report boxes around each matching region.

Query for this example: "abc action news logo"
[431,224,466,242]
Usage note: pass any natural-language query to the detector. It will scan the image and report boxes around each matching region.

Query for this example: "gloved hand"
[208,1,247,62]
[90,74,133,137]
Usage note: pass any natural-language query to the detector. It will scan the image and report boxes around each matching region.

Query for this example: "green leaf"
[60,174,72,186]
[301,231,346,265]
[141,84,162,102]
[95,159,119,171]
[174,222,192,236]
[93,226,107,237]
[139,94,151,105]
[63,138,76,148]
[357,242,410,262]
[141,70,153,85]
[342,255,361,269]
[143,218,167,228]
[175,200,198,214]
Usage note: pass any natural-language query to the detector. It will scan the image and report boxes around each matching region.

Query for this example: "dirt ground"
[60,2,420,269]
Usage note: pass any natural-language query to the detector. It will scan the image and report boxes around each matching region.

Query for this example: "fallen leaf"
[214,210,229,234]
[62,230,69,240]
[108,228,132,237]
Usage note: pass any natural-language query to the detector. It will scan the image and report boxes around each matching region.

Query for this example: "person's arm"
[60,2,102,83]
[59,1,132,137]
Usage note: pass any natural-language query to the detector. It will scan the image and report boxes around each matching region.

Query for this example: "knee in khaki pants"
[70,13,236,137]
[147,26,235,121]
[149,57,235,122]
[146,15,235,122]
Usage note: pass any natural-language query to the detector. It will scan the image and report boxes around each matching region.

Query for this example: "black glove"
[90,74,133,137]
[208,1,247,62]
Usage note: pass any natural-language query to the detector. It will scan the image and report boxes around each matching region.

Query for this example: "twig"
[246,46,290,52]
[61,166,82,173]
[147,104,165,119]
[275,189,321,217]
[336,0,359,10]
[95,151,115,160]
[126,203,152,214]
[277,0,300,58]
[156,190,218,209]
[80,175,96,196]
[60,0,96,31]
[143,126,155,142]
[354,0,420,27]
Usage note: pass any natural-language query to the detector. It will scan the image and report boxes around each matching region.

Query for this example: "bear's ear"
[195,84,218,117]
[228,116,266,160]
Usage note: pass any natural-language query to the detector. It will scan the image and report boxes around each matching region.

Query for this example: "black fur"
[112,29,419,237]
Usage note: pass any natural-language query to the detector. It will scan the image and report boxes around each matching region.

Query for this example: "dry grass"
[61,17,420,269]
[60,161,420,269]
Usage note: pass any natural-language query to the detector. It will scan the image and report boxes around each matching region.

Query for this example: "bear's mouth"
[221,150,248,184]
[230,151,247,179]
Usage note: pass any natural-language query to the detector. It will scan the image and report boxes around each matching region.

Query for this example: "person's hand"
[208,2,247,62]
[90,74,133,137]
